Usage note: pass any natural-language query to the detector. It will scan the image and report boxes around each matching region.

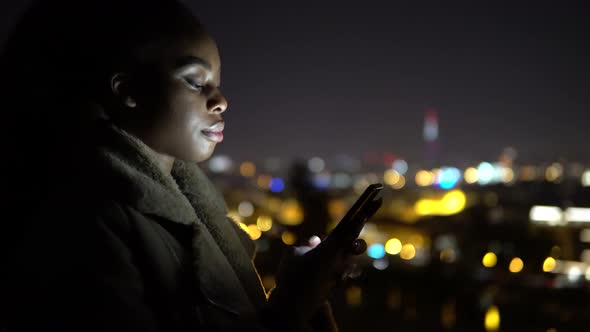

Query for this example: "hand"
[266,199,380,323]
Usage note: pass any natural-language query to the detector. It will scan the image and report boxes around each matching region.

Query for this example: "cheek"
[167,92,215,160]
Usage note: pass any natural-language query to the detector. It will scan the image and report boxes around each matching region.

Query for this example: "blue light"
[367,243,386,259]
[439,167,461,189]
[312,173,331,190]
[269,178,285,193]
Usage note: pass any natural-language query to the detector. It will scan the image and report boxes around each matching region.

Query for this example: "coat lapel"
[93,120,267,316]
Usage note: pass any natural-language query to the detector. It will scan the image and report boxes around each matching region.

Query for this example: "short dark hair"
[1,0,201,106]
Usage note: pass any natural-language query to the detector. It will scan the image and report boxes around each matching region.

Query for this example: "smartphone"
[328,183,383,243]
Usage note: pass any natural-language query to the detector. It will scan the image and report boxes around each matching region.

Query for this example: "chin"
[191,145,216,163]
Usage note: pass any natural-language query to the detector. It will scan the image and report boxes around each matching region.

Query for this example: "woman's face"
[126,30,228,163]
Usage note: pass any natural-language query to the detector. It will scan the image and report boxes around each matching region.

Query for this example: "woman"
[1,0,379,331]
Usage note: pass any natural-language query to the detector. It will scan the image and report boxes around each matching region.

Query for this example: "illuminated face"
[129,31,228,163]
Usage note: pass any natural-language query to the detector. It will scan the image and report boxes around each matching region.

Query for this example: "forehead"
[168,31,221,73]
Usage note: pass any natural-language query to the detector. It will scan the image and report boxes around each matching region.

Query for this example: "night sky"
[2,1,589,165]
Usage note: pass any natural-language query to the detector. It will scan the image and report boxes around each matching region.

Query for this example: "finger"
[308,235,322,248]
[293,246,313,256]
[350,238,367,255]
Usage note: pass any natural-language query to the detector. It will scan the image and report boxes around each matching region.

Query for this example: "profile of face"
[112,28,228,163]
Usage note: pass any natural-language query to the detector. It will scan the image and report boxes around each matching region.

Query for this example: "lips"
[201,121,224,143]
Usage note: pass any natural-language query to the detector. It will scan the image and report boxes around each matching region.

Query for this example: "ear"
[110,73,137,108]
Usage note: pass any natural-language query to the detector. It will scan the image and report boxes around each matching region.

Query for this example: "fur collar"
[92,119,267,315]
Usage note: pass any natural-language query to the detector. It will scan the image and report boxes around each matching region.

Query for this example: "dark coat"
[6,120,337,332]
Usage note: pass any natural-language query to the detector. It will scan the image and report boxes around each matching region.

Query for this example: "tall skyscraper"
[424,108,439,165]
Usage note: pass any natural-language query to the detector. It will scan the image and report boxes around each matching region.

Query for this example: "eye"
[184,77,204,91]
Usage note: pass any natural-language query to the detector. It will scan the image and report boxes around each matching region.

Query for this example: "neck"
[153,152,175,175]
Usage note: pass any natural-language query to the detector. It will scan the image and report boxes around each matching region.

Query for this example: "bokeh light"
[384,169,401,186]
[543,257,556,272]
[239,161,256,177]
[400,244,416,260]
[247,224,261,240]
[484,305,500,332]
[464,167,479,184]
[392,175,406,190]
[509,257,524,273]
[256,215,273,232]
[415,170,434,186]
[238,201,254,217]
[477,162,495,185]
[482,252,497,268]
[392,159,408,175]
[308,157,325,173]
[385,238,402,255]
[269,177,285,193]
[281,231,296,245]
[368,243,386,259]
[279,199,304,225]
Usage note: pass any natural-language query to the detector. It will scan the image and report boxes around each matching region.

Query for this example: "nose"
[207,87,228,114]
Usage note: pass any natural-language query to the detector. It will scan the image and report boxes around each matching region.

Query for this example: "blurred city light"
[279,199,304,225]
[545,163,563,182]
[210,148,590,329]
[392,175,406,189]
[269,177,285,193]
[281,231,296,245]
[432,168,442,185]
[567,266,582,282]
[400,244,416,260]
[373,258,389,270]
[415,190,466,216]
[530,206,590,225]
[500,167,515,184]
[477,162,495,185]
[209,155,233,173]
[520,165,538,181]
[228,210,243,223]
[583,169,590,186]
[238,222,249,233]
[238,201,254,217]
[543,257,556,272]
[482,252,498,268]
[384,169,401,186]
[442,190,467,213]
[438,167,461,189]
[256,215,273,232]
[368,243,386,259]
[509,257,524,273]
[484,305,500,332]
[385,238,402,255]
[239,161,256,177]
[257,175,272,189]
[312,172,331,190]
[247,224,262,240]
[464,167,479,184]
[565,207,590,223]
[580,229,590,243]
[415,170,435,187]
[308,157,325,173]
[392,159,408,175]
[529,206,563,225]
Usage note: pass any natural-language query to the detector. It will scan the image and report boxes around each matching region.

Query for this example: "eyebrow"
[174,55,212,71]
